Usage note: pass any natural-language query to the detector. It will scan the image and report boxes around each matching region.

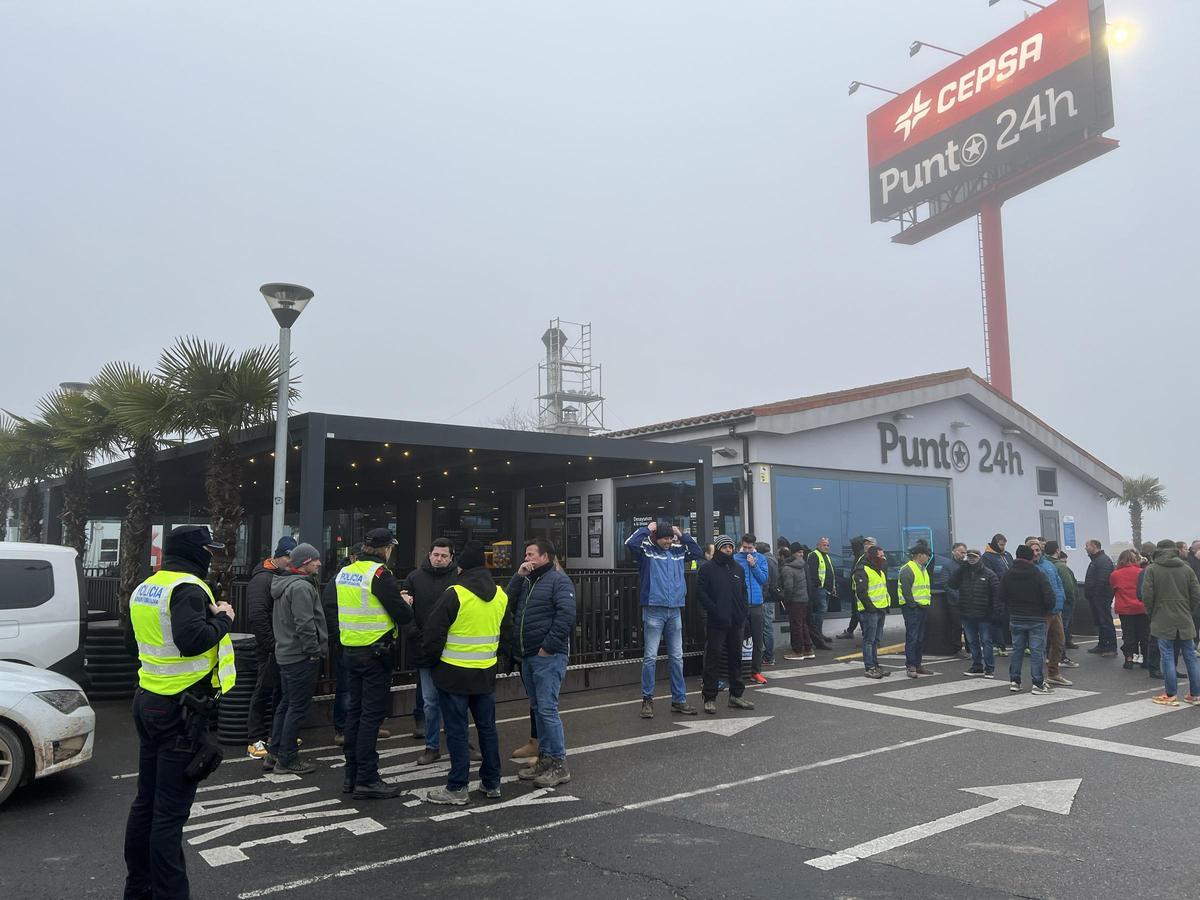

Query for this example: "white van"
[0,543,88,685]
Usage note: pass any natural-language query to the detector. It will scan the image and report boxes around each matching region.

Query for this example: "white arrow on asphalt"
[568,715,773,757]
[805,778,1082,870]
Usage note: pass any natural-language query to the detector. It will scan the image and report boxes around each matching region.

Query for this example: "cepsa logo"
[894,33,1044,142]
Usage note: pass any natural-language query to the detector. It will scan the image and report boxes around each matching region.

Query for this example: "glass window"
[0,558,55,610]
[1037,467,1058,496]
[614,473,743,567]
[773,470,950,612]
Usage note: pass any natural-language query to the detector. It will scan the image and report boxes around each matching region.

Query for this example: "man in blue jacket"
[735,535,770,684]
[627,519,704,718]
[507,539,576,788]
[1027,537,1068,685]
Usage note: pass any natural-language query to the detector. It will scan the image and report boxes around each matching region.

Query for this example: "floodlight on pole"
[909,41,966,58]
[848,80,900,97]
[259,282,314,546]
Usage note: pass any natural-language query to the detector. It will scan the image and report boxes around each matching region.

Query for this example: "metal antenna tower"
[537,318,604,435]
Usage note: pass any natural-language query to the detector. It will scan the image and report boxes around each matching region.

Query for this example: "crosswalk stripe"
[1051,698,1188,730]
[1165,725,1200,745]
[807,674,899,690]
[765,664,864,680]
[955,688,1097,715]
[879,679,1009,702]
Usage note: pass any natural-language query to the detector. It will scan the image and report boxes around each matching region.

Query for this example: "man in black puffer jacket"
[1000,545,1056,692]
[697,535,754,715]
[402,539,461,763]
[245,536,296,758]
[950,548,999,677]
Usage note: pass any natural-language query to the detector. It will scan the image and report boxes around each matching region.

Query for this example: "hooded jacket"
[402,560,461,658]
[779,554,810,608]
[1142,549,1200,640]
[1035,557,1065,614]
[999,560,1055,619]
[625,527,703,608]
[1110,563,1146,616]
[507,563,576,658]
[982,541,1013,581]
[419,565,514,695]
[271,570,329,665]
[949,560,999,619]
[734,550,770,606]
[247,558,283,652]
[1050,558,1078,612]
[696,552,748,630]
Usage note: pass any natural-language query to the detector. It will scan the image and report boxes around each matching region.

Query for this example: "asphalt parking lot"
[4,620,1199,899]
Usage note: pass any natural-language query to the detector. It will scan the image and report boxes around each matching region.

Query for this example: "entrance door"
[1039,510,1061,546]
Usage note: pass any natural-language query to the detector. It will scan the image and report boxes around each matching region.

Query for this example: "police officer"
[337,527,414,799]
[123,525,236,900]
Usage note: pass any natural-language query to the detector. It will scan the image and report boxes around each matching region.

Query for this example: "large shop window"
[773,471,951,611]
[614,474,743,567]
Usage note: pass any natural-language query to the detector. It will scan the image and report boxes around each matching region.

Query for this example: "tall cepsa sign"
[867,0,1114,221]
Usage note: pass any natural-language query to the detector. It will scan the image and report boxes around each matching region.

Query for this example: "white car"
[0,661,95,806]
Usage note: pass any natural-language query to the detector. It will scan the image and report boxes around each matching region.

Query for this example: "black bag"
[179,692,223,783]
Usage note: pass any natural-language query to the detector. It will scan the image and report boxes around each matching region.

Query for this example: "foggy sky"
[1,1,1193,544]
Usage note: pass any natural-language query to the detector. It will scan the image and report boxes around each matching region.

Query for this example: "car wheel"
[0,722,28,807]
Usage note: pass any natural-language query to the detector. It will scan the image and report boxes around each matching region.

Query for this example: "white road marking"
[236,729,969,897]
[197,773,300,793]
[760,663,864,679]
[318,745,425,764]
[383,763,452,785]
[878,680,1009,702]
[808,673,921,690]
[956,688,1098,715]
[1165,724,1200,745]
[805,779,1081,870]
[200,817,386,867]
[405,774,522,804]
[189,787,320,820]
[378,757,449,777]
[428,787,579,821]
[1051,698,1189,730]
[761,686,1200,768]
[186,800,351,844]
[566,715,772,757]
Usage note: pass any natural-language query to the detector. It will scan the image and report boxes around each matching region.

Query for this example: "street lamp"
[848,81,900,97]
[259,282,314,546]
[909,41,965,58]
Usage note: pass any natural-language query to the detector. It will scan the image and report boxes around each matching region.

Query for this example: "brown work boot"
[509,738,539,763]
[915,667,935,676]
[639,697,654,719]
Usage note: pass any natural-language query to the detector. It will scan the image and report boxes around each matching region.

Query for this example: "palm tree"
[1115,475,1167,548]
[0,417,64,543]
[0,415,17,541]
[90,363,177,615]
[37,389,117,557]
[157,338,296,599]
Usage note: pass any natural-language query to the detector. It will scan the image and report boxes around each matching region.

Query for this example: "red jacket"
[1110,564,1145,615]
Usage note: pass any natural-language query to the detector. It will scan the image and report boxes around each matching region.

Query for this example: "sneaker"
[804,652,817,660]
[1183,695,1200,706]
[1031,682,1054,695]
[750,673,768,685]
[1087,646,1104,655]
[671,701,698,715]
[996,647,1009,657]
[246,740,269,759]
[639,698,654,719]
[416,748,441,766]
[1009,681,1022,692]
[837,631,856,639]
[1047,674,1073,686]
[510,738,539,763]
[1060,658,1080,669]
[906,667,918,679]
[354,779,401,800]
[915,667,934,676]
[1123,657,1134,670]
[333,732,345,747]
[482,786,502,799]
[519,755,553,781]
[763,658,776,667]
[728,695,756,710]
[983,670,995,679]
[262,753,277,772]
[783,653,808,661]
[874,667,892,677]
[273,758,316,775]
[377,728,392,739]
[533,759,572,788]
[865,669,884,680]
[703,700,717,714]
[963,668,984,677]
[425,786,469,806]
[1152,694,1180,707]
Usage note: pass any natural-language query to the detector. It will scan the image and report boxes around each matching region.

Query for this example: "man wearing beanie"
[245,534,297,759]
[421,541,512,805]
[1000,544,1055,693]
[266,543,327,775]
[697,536,755,714]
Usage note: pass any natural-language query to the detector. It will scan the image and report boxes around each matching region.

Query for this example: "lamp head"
[260,283,314,328]
[909,41,922,56]
[848,81,861,96]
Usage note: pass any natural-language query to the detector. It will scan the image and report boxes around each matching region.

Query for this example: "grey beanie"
[289,542,321,568]
[714,535,735,552]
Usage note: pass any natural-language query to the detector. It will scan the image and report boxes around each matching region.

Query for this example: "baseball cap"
[364,528,399,548]
[166,525,224,551]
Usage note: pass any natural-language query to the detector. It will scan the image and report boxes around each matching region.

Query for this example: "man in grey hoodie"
[266,543,328,775]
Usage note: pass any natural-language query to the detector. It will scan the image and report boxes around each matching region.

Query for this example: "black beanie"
[458,541,486,570]
[1015,544,1034,561]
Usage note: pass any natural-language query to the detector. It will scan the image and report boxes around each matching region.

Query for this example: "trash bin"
[922,591,962,657]
[217,634,261,746]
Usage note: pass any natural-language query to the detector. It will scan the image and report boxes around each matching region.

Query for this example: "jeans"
[246,650,280,743]
[437,689,501,792]
[418,667,442,750]
[1044,613,1065,677]
[333,652,349,734]
[812,588,829,633]
[269,658,319,765]
[962,616,994,673]
[1090,595,1118,650]
[520,652,568,759]
[1009,618,1047,685]
[702,622,746,701]
[1158,637,1200,698]
[991,611,1012,650]
[902,604,928,669]
[1119,613,1150,660]
[860,609,884,670]
[342,648,393,785]
[642,606,686,703]
[413,664,425,726]
[748,605,765,673]
[123,689,199,900]
[787,602,812,654]
[763,601,776,663]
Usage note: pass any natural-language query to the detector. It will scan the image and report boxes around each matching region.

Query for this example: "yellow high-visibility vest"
[901,560,932,607]
[812,550,828,586]
[440,584,508,669]
[856,566,891,612]
[130,570,236,696]
[336,559,396,646]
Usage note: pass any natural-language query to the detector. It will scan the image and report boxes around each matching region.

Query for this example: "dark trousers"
[702,622,746,701]
[846,604,860,635]
[748,605,765,673]
[1089,595,1119,650]
[787,602,812,653]
[1119,613,1150,659]
[246,650,280,743]
[342,648,392,785]
[269,658,319,765]
[991,611,1012,649]
[123,688,199,900]
[333,652,349,733]
[413,664,425,725]
[437,689,501,792]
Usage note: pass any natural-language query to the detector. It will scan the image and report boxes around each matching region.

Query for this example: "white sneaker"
[247,740,268,759]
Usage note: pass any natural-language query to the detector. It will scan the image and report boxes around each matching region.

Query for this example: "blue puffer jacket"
[626,527,703,608]
[734,550,770,606]
[507,564,577,657]
[1036,557,1066,613]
